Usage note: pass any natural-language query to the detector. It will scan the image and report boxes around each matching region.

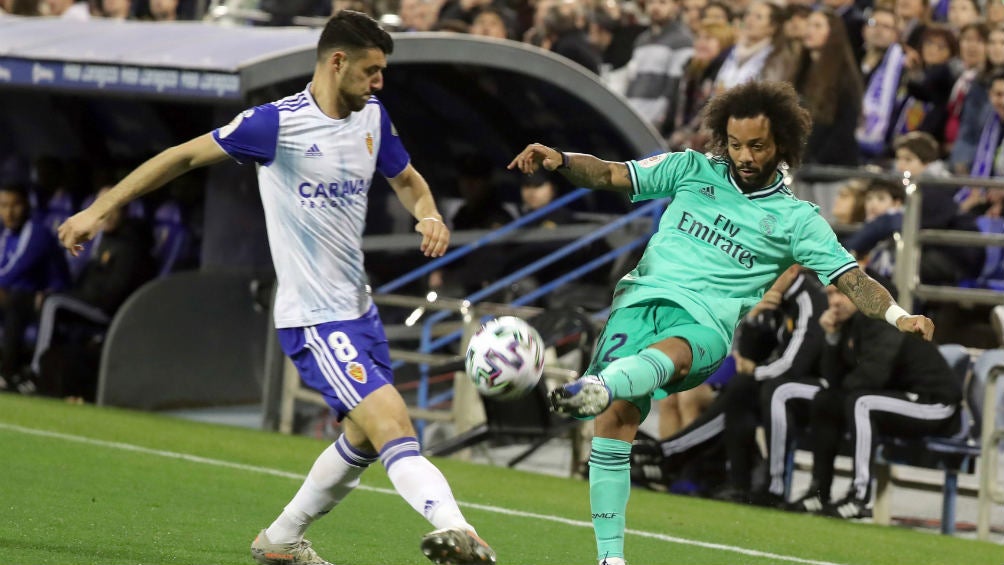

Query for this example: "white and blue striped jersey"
[212,83,410,328]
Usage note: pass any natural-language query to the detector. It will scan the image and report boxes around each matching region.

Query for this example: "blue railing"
[376,189,666,429]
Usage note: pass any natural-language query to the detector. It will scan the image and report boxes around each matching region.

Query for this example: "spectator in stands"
[398,0,437,31]
[822,0,866,63]
[0,183,68,390]
[632,266,828,503]
[834,180,867,224]
[795,9,863,219]
[331,0,375,17]
[470,6,510,39]
[786,279,961,518]
[700,0,731,27]
[892,131,985,283]
[144,0,176,20]
[542,0,601,74]
[894,24,958,146]
[8,0,41,15]
[587,2,645,95]
[961,72,1004,199]
[28,186,153,384]
[857,7,904,158]
[947,22,995,172]
[987,0,1004,27]
[428,153,514,296]
[714,1,791,94]
[98,0,131,19]
[624,0,693,135]
[669,21,735,151]
[680,0,706,36]
[947,0,980,32]
[896,0,932,52]
[781,4,811,47]
[523,0,555,47]
[842,181,905,278]
[949,23,995,171]
[45,0,90,19]
[437,0,513,29]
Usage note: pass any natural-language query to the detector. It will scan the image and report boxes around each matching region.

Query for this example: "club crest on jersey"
[637,153,668,168]
[346,362,367,383]
[365,133,373,156]
[759,214,778,235]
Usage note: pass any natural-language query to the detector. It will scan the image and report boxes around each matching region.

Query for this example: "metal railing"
[978,359,1004,540]
[797,165,1004,311]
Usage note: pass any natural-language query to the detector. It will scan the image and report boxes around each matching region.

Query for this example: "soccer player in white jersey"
[57,11,495,565]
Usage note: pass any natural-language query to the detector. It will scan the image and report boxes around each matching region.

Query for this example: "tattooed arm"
[507,143,632,193]
[834,268,935,340]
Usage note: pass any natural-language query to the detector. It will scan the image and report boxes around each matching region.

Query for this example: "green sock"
[599,348,677,399]
[589,437,632,561]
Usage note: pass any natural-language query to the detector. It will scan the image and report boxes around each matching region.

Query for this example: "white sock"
[266,434,377,543]
[380,437,473,532]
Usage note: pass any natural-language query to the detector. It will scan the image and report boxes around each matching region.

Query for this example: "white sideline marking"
[0,422,849,565]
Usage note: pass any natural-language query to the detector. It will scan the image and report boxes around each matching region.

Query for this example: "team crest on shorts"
[365,133,374,156]
[347,361,367,383]
[759,214,778,235]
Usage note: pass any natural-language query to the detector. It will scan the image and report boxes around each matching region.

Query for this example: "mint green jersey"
[617,149,857,345]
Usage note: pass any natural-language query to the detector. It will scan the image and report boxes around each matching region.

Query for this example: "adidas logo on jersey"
[305,144,323,157]
[700,185,716,199]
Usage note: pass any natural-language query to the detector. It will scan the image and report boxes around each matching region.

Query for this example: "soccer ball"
[465,316,545,400]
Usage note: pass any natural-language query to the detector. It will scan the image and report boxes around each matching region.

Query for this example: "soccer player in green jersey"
[508,81,934,565]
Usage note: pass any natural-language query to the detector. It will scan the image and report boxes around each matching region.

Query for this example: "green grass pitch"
[0,394,998,564]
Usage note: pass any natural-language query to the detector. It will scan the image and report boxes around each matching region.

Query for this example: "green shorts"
[585,299,729,421]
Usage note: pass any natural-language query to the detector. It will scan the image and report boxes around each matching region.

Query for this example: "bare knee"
[649,337,694,382]
[594,400,642,442]
[346,385,417,452]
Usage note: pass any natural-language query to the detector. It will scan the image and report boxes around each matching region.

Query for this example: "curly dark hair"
[702,81,812,169]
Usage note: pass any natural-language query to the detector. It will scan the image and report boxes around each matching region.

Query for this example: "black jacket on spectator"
[822,311,962,404]
[552,30,602,74]
[71,219,153,315]
[803,79,861,166]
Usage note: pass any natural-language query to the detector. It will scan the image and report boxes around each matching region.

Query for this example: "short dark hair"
[317,10,394,61]
[893,131,940,164]
[0,183,30,202]
[702,81,812,169]
[865,179,906,203]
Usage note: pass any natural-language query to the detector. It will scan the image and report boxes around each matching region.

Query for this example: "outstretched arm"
[834,268,934,340]
[507,143,632,192]
[59,134,228,254]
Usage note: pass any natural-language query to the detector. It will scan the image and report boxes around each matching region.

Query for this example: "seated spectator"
[331,0,375,17]
[632,266,828,502]
[438,0,514,28]
[586,2,645,95]
[843,180,904,276]
[99,0,132,19]
[944,22,990,157]
[0,183,68,389]
[543,0,601,74]
[892,131,985,282]
[397,0,437,31]
[700,0,732,27]
[143,0,177,20]
[715,1,788,94]
[44,0,90,19]
[962,71,1004,185]
[28,187,154,388]
[893,25,958,144]
[947,0,980,32]
[669,21,736,151]
[857,6,905,158]
[786,279,961,519]
[625,0,693,134]
[470,6,511,39]
[832,179,867,227]
[988,0,1004,27]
